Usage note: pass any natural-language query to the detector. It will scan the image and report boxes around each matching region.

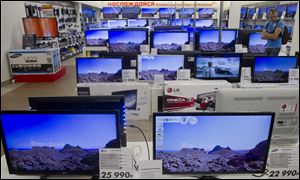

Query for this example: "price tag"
[140,45,150,54]
[289,68,299,84]
[188,57,194,62]
[235,44,243,53]
[177,69,191,81]
[138,160,162,179]
[151,48,157,55]
[268,147,299,179]
[130,60,137,67]
[182,44,193,51]
[122,69,136,82]
[154,74,164,86]
[240,67,252,84]
[99,148,134,179]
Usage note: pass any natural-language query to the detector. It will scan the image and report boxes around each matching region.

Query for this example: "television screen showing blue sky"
[277,5,287,13]
[287,4,297,12]
[171,19,192,26]
[199,29,218,43]
[196,57,240,71]
[142,8,158,14]
[160,8,176,14]
[103,7,121,14]
[128,19,147,27]
[255,57,297,72]
[249,32,267,46]
[77,58,122,74]
[109,30,146,44]
[248,8,256,14]
[156,115,272,151]
[2,113,117,149]
[179,8,194,15]
[198,8,214,15]
[241,7,247,15]
[195,20,214,27]
[122,7,140,14]
[154,32,189,45]
[139,55,184,71]
[85,30,108,40]
[102,21,108,28]
[108,20,127,28]
[258,7,266,15]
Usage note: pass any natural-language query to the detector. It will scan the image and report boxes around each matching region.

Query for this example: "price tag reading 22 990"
[269,170,299,179]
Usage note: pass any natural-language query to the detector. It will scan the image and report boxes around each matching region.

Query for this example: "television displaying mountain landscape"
[127,19,148,27]
[196,57,241,79]
[199,29,237,52]
[170,19,192,27]
[248,32,267,54]
[85,29,108,46]
[112,90,137,110]
[76,58,122,83]
[155,114,273,174]
[1,112,119,173]
[141,8,158,18]
[138,55,184,80]
[122,7,141,19]
[179,8,195,18]
[109,29,147,53]
[286,3,298,18]
[149,19,169,27]
[253,56,298,83]
[153,31,189,52]
[195,19,215,28]
[103,7,121,18]
[159,8,176,18]
[198,8,214,18]
[107,19,127,28]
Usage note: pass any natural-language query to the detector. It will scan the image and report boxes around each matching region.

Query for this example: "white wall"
[1,1,26,83]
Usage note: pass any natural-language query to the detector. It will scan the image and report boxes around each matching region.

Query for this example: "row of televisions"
[84,28,287,54]
[240,3,298,19]
[76,55,299,84]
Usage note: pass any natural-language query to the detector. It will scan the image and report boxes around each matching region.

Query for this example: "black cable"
[126,125,150,161]
[252,163,269,177]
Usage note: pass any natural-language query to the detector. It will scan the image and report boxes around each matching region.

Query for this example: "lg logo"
[167,88,180,93]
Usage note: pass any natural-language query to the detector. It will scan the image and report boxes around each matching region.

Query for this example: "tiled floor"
[1,54,152,156]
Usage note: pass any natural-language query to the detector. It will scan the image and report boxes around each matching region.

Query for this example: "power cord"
[252,163,269,177]
[126,125,151,161]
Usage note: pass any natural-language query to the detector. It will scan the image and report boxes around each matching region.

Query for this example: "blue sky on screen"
[195,19,214,27]
[199,8,214,15]
[142,8,157,14]
[160,8,176,14]
[199,29,218,43]
[157,115,272,151]
[258,7,266,15]
[103,7,121,14]
[287,3,297,12]
[77,58,122,74]
[221,30,237,43]
[122,7,140,14]
[2,114,117,149]
[128,19,147,27]
[109,30,146,43]
[255,57,297,72]
[85,30,108,40]
[249,32,267,46]
[180,8,194,14]
[140,55,183,71]
[197,57,240,70]
[108,20,127,28]
[154,32,189,45]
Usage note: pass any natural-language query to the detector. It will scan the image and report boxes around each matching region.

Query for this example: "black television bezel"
[251,56,298,83]
[102,7,122,19]
[108,28,149,54]
[150,31,190,53]
[141,8,158,18]
[75,57,123,84]
[153,112,275,175]
[121,6,141,19]
[0,110,121,176]
[198,28,238,53]
[85,29,109,47]
[194,53,242,83]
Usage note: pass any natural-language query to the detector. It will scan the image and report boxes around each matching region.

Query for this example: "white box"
[77,82,151,120]
[151,85,164,113]
[163,80,232,112]
[8,48,61,75]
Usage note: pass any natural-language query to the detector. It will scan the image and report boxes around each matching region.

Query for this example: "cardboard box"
[77,82,151,120]
[163,80,232,112]
[8,48,61,75]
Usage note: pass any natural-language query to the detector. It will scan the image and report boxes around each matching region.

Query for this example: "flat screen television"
[1,110,121,175]
[108,29,148,53]
[199,29,237,52]
[240,7,248,19]
[103,7,121,18]
[198,8,214,18]
[286,3,298,18]
[141,8,158,18]
[149,19,169,27]
[257,7,266,19]
[107,19,127,28]
[248,32,267,54]
[127,19,148,27]
[138,55,184,80]
[152,31,190,52]
[23,18,58,38]
[195,19,215,28]
[122,7,141,19]
[112,90,137,110]
[252,56,298,83]
[153,112,274,175]
[277,5,287,17]
[170,19,192,27]
[195,56,241,82]
[159,8,176,18]
[247,8,256,19]
[85,29,108,47]
[76,57,122,83]
[237,29,262,46]
[28,96,127,147]
[179,8,195,18]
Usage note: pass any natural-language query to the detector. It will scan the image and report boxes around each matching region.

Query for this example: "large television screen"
[195,56,241,81]
[152,31,189,52]
[240,7,247,19]
[248,32,267,54]
[127,19,148,27]
[112,90,137,110]
[198,8,214,18]
[277,5,287,17]
[103,7,121,18]
[159,8,176,18]
[286,3,298,18]
[23,18,58,38]
[141,8,158,18]
[154,113,274,174]
[85,29,108,47]
[76,58,122,83]
[170,19,192,27]
[257,7,266,19]
[138,55,184,80]
[247,8,256,19]
[149,19,169,27]
[179,8,195,18]
[195,19,214,28]
[107,19,127,28]
[253,56,298,83]
[199,29,237,52]
[108,29,148,53]
[1,111,120,175]
[122,7,141,19]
